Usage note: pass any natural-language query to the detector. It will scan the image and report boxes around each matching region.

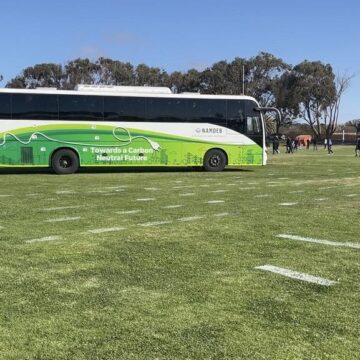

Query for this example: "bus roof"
[0,85,257,101]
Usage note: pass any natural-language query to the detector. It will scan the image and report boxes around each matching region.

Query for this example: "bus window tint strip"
[0,93,11,119]
[59,95,103,121]
[12,94,58,120]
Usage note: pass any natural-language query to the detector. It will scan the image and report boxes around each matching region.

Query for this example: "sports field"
[0,145,359,359]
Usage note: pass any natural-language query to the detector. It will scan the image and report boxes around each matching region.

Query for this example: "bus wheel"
[203,149,227,172]
[51,149,79,174]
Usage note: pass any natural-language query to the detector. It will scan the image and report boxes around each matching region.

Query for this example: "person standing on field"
[327,137,334,154]
[355,137,360,157]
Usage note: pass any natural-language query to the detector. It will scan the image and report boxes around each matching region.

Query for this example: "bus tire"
[203,149,227,172]
[51,149,79,175]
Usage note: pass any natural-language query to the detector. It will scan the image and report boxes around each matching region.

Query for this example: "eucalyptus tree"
[96,58,134,85]
[282,61,349,138]
[6,63,62,89]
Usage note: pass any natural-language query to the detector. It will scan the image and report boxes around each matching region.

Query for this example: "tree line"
[0,52,353,138]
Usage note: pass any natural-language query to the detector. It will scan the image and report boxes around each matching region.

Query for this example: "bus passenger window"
[246,116,261,134]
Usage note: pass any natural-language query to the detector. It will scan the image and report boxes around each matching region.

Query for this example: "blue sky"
[1,0,359,121]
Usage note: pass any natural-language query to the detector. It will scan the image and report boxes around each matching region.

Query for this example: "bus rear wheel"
[51,149,79,174]
[203,149,227,172]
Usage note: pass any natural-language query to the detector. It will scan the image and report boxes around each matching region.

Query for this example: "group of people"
[272,135,360,156]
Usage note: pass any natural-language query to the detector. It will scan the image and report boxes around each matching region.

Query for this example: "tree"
[134,64,168,86]
[284,60,337,138]
[322,73,354,137]
[6,63,63,88]
[62,58,100,89]
[97,58,134,85]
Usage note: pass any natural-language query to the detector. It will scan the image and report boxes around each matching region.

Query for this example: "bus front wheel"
[203,149,227,172]
[51,149,79,175]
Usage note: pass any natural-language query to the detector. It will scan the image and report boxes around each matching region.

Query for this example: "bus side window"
[0,94,12,119]
[246,116,261,134]
[227,100,245,132]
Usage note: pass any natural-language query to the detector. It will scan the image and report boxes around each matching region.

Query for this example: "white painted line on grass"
[213,212,229,217]
[254,194,270,198]
[162,205,184,209]
[116,209,141,214]
[314,198,327,201]
[43,205,82,211]
[210,190,228,193]
[88,227,125,234]
[139,221,171,227]
[56,190,74,194]
[26,193,40,197]
[207,200,225,204]
[179,193,195,196]
[178,215,205,222]
[276,234,360,249]
[44,217,81,223]
[135,198,155,201]
[0,194,13,197]
[345,194,358,197]
[199,184,210,187]
[279,202,298,206]
[226,183,237,186]
[255,265,336,286]
[26,235,62,244]
[289,190,304,194]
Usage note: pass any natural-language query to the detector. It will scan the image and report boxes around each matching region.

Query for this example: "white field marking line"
[162,205,184,209]
[104,185,129,189]
[89,190,108,194]
[44,217,81,223]
[135,198,155,201]
[226,183,237,186]
[179,193,195,196]
[210,190,228,193]
[43,205,82,211]
[26,235,62,244]
[55,190,75,194]
[319,186,336,190]
[239,187,255,190]
[248,182,259,185]
[199,184,210,187]
[173,185,195,189]
[213,212,229,217]
[254,194,270,198]
[174,180,183,183]
[178,215,205,222]
[289,190,304,194]
[277,234,360,249]
[314,198,327,201]
[88,227,125,234]
[139,221,172,227]
[116,209,141,214]
[0,194,13,197]
[345,194,358,197]
[207,200,225,204]
[26,193,41,197]
[255,265,336,286]
[278,177,289,180]
[279,202,298,206]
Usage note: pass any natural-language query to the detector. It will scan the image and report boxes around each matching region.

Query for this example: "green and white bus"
[0,85,273,174]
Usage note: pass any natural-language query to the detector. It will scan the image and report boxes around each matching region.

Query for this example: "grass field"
[0,145,359,359]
